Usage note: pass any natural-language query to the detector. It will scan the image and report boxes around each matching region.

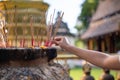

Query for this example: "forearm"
[54,37,120,70]
[64,45,111,68]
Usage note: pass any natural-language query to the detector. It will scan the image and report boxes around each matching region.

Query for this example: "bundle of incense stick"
[0,20,6,48]
[3,4,8,46]
[0,6,7,47]
[0,11,6,47]
[52,12,64,39]
[46,10,56,47]
[46,11,64,47]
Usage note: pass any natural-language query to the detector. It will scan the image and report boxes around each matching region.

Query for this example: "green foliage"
[75,39,85,48]
[75,25,83,32]
[75,22,85,32]
[75,0,99,47]
[77,0,98,29]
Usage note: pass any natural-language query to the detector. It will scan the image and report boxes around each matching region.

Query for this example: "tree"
[76,0,98,31]
[74,0,98,48]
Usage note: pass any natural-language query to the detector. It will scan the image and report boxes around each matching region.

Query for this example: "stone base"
[0,61,70,80]
[0,48,70,80]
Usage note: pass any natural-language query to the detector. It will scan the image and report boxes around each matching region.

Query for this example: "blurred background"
[44,0,120,80]
[44,0,120,53]
[0,0,120,80]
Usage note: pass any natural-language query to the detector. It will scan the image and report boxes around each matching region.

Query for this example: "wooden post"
[109,33,115,53]
[88,39,93,50]
[96,37,102,51]
[101,39,105,52]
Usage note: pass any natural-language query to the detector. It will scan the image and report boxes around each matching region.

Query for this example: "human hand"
[53,36,70,49]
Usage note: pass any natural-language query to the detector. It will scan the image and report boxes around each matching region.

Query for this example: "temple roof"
[91,0,120,21]
[81,0,120,39]
[54,21,75,37]
[81,15,120,39]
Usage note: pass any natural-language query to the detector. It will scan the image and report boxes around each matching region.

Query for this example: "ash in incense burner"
[0,47,57,62]
[0,48,69,80]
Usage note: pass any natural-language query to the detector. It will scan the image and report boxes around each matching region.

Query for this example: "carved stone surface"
[0,48,70,80]
[0,62,69,80]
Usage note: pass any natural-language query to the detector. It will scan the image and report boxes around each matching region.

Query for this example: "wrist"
[62,44,72,51]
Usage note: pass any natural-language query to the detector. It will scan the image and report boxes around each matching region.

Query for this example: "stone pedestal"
[0,62,69,80]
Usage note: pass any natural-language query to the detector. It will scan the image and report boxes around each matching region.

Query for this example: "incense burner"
[0,48,70,80]
[0,47,57,67]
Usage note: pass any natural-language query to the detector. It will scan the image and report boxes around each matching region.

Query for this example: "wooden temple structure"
[81,0,120,53]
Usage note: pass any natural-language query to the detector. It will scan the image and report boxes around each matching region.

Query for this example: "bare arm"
[53,37,120,70]
[65,45,120,70]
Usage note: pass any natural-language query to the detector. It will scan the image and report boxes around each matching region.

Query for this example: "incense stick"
[49,9,55,41]
[30,16,34,47]
[39,12,44,47]
[47,14,52,42]
[51,9,55,24]
[22,9,28,47]
[22,16,26,47]
[9,10,14,47]
[14,5,18,47]
[36,29,39,47]
[39,12,45,47]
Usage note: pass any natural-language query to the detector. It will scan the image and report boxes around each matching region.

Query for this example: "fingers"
[52,36,63,45]
[52,40,59,45]
[54,38,61,41]
[54,36,63,41]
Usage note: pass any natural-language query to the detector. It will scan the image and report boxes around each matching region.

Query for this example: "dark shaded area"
[0,48,57,62]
